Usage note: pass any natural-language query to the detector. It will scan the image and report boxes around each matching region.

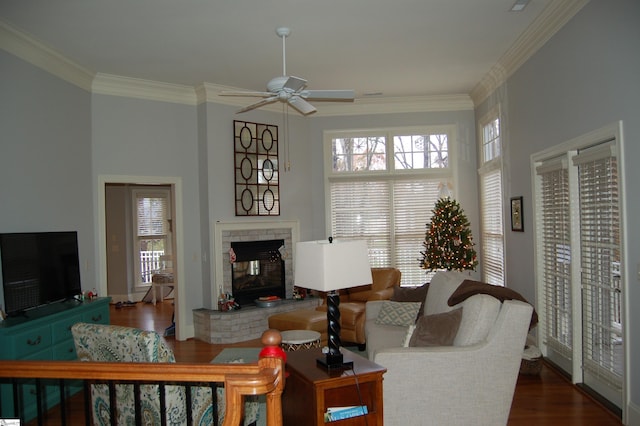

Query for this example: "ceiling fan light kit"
[220,27,355,115]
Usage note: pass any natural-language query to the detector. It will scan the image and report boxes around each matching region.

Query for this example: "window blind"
[330,178,442,286]
[536,157,573,360]
[137,196,168,237]
[575,141,622,389]
[480,169,504,285]
[393,179,442,285]
[135,193,169,286]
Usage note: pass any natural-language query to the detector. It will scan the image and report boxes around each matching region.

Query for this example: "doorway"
[98,175,187,340]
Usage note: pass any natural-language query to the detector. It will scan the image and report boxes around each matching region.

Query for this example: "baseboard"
[179,323,195,341]
[626,401,640,425]
[108,293,132,303]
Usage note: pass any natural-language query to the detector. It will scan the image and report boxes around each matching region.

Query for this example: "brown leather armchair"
[316,267,401,347]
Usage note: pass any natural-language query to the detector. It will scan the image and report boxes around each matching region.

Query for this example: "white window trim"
[131,187,172,289]
[477,107,505,286]
[323,125,458,285]
[324,125,457,179]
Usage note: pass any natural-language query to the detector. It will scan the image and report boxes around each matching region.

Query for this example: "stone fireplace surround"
[214,220,299,300]
[194,220,321,343]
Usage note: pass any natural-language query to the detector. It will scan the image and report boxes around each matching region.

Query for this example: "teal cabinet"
[0,297,111,421]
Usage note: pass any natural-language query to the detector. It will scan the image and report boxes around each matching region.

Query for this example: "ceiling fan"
[220,27,355,116]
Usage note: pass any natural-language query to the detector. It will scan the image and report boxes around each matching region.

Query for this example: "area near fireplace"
[193,221,321,343]
[230,238,285,306]
[214,220,299,303]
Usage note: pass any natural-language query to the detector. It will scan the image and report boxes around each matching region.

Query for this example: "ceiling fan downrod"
[276,27,290,77]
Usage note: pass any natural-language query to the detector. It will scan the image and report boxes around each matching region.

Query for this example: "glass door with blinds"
[533,125,625,411]
[574,142,623,406]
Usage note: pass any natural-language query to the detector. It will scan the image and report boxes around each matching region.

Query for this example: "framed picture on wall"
[511,196,524,232]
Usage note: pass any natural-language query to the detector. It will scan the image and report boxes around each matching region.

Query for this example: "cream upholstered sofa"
[365,271,533,426]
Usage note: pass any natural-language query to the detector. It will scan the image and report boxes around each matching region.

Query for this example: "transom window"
[482,117,501,163]
[325,127,454,286]
[331,132,449,173]
[394,134,448,169]
[332,136,386,172]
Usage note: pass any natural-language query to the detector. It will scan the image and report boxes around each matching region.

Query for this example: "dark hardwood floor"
[112,300,623,425]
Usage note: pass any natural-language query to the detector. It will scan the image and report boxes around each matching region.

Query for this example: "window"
[133,188,171,287]
[478,113,505,285]
[326,127,453,286]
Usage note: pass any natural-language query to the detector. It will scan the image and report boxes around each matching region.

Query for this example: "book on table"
[324,405,368,422]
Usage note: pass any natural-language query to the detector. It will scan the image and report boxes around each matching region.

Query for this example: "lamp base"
[316,352,354,371]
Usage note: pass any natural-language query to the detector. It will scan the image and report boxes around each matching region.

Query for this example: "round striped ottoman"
[280,330,322,351]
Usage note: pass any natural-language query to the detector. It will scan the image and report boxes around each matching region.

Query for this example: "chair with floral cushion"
[71,322,260,426]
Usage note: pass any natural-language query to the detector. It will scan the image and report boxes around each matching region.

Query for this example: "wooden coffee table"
[282,348,386,425]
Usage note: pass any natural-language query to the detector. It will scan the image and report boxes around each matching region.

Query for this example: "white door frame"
[530,121,628,421]
[97,175,187,340]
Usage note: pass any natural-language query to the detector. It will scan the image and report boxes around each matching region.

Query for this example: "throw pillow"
[375,301,422,327]
[391,283,429,319]
[409,307,463,347]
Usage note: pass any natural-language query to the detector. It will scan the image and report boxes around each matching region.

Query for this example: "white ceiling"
[1,0,560,101]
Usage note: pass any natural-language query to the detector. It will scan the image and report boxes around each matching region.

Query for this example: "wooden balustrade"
[0,330,286,426]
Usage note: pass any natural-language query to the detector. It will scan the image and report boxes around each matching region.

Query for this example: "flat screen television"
[0,231,82,317]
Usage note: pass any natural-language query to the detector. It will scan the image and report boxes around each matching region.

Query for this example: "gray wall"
[477,0,640,417]
[104,184,129,297]
[200,101,313,307]
[0,51,94,310]
[91,94,204,318]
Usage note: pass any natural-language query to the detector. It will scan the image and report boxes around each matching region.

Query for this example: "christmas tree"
[420,197,478,272]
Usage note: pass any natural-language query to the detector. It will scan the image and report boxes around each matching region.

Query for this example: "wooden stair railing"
[0,329,286,426]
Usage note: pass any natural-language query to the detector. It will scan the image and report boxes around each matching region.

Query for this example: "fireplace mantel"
[213,220,300,306]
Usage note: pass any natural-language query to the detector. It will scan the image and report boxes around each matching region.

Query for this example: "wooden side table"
[282,348,386,425]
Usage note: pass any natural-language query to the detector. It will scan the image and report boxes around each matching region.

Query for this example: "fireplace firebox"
[231,239,286,306]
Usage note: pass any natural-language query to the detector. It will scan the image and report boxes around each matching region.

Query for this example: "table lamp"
[294,237,372,370]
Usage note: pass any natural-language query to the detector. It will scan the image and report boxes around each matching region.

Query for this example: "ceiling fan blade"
[220,90,274,98]
[283,76,307,92]
[300,89,356,101]
[236,96,278,114]
[288,96,317,115]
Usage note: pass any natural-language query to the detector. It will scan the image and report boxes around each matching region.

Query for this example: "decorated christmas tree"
[420,197,478,271]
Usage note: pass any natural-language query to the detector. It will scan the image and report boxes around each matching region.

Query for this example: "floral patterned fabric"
[71,323,258,426]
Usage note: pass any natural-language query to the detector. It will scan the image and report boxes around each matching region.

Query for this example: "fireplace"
[231,239,286,306]
[214,220,299,310]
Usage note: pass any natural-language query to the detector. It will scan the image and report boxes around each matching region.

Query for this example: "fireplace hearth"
[230,239,286,306]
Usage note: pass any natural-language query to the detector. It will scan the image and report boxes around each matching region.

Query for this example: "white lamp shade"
[294,239,372,292]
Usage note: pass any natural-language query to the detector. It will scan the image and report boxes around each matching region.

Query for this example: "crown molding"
[200,83,473,116]
[0,19,95,91]
[315,94,474,116]
[92,73,197,105]
[470,0,589,105]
